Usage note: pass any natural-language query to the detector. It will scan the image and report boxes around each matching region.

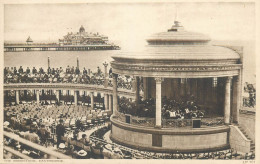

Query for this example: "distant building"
[26,36,33,45]
[59,25,109,46]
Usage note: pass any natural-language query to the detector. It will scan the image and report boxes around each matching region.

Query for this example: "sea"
[4,40,256,85]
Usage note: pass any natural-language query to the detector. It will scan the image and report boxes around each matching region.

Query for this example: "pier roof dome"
[79,25,85,33]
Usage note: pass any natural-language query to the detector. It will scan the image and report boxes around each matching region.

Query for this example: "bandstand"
[110,21,243,152]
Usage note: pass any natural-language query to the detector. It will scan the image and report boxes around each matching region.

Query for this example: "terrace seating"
[4,66,133,90]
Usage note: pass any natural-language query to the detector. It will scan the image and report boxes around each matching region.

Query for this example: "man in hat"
[56,119,65,148]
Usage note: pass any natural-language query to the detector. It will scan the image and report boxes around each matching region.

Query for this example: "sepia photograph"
[1,1,257,162]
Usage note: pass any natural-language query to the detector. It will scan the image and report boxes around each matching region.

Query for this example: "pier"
[4,44,120,52]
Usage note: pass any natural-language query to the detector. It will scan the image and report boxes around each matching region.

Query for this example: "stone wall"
[162,132,227,149]
[229,125,251,153]
[239,112,255,142]
[111,120,230,152]
[112,125,152,146]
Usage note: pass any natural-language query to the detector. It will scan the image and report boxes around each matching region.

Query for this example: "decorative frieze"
[111,63,242,72]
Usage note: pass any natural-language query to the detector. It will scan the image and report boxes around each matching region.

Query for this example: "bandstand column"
[135,76,140,105]
[36,90,40,104]
[104,93,108,110]
[224,76,232,124]
[143,77,148,99]
[15,90,20,104]
[74,90,78,106]
[90,92,94,108]
[109,94,113,112]
[112,73,118,113]
[155,77,163,128]
[233,75,241,123]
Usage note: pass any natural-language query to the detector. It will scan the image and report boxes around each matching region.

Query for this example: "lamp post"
[77,56,79,69]
[48,56,50,68]
[103,62,108,88]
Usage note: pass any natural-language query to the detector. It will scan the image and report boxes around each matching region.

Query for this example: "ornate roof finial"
[174,8,178,22]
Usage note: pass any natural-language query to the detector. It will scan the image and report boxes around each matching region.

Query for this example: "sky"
[4,2,255,49]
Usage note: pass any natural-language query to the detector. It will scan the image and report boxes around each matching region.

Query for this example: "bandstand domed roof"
[113,45,240,61]
[112,21,240,62]
[111,21,242,78]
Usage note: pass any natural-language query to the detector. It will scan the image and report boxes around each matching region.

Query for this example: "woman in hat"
[77,149,88,159]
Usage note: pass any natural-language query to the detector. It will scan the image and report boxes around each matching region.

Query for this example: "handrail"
[4,146,33,159]
[230,125,251,142]
[4,131,72,159]
[3,83,135,98]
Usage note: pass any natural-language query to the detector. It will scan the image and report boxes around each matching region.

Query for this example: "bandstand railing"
[131,116,155,127]
[162,117,224,128]
[201,117,225,126]
[115,112,224,128]
[114,112,155,127]
[162,119,193,128]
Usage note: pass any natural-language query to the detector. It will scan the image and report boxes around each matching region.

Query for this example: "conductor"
[56,119,65,148]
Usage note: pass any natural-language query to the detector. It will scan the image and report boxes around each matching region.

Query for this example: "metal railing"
[115,112,224,128]
[3,83,135,99]
[131,116,155,127]
[3,131,72,159]
[162,119,192,128]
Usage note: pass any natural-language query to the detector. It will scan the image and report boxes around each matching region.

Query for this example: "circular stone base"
[110,116,230,153]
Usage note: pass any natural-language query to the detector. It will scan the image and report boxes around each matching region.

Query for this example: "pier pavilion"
[109,21,246,153]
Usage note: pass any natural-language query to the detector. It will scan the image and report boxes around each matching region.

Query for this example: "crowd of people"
[4,104,109,132]
[161,97,204,119]
[4,66,132,90]
[4,119,255,160]
[118,96,205,119]
[3,103,112,158]
[3,102,254,159]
